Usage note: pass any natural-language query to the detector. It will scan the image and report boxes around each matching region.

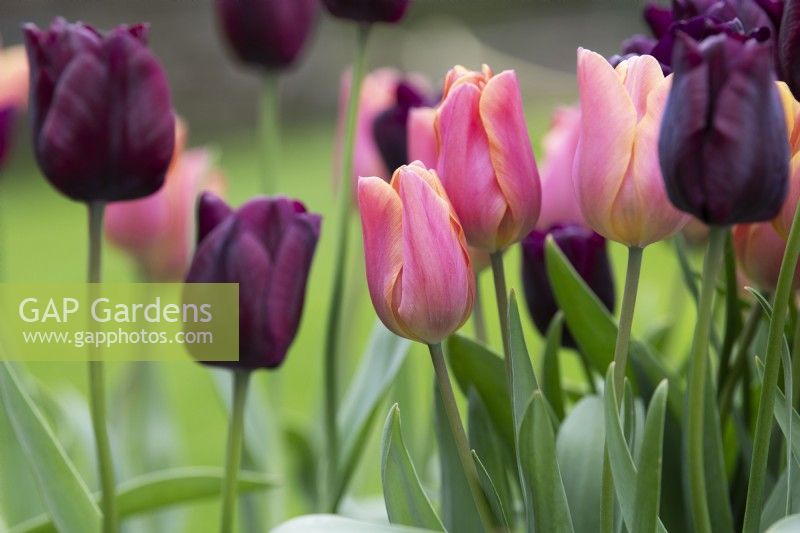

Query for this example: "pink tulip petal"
[480,70,541,246]
[407,106,437,169]
[357,176,406,338]
[537,106,584,230]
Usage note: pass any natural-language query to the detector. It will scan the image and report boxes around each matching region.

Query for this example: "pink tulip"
[105,120,226,281]
[407,105,437,168]
[774,81,800,238]
[536,105,584,230]
[0,45,29,168]
[734,222,800,291]
[574,48,688,247]
[358,161,475,343]
[335,68,431,185]
[435,64,541,252]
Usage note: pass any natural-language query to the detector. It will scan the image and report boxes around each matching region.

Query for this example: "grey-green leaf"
[508,291,539,434]
[542,312,565,420]
[272,514,438,533]
[632,380,668,533]
[766,514,800,532]
[380,404,444,531]
[471,451,510,531]
[12,467,275,533]
[0,361,100,533]
[517,391,574,533]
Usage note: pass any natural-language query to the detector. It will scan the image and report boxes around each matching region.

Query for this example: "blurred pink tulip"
[435,64,541,252]
[358,161,475,344]
[335,68,431,186]
[407,105,437,168]
[774,82,800,238]
[574,48,688,247]
[106,120,226,281]
[734,222,800,291]
[536,105,584,230]
[0,44,29,168]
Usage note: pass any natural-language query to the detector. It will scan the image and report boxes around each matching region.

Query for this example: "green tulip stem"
[428,342,495,533]
[686,225,727,533]
[86,201,117,533]
[612,246,643,398]
[743,199,800,532]
[260,72,280,194]
[220,370,251,533]
[489,251,511,382]
[473,274,488,344]
[323,22,371,512]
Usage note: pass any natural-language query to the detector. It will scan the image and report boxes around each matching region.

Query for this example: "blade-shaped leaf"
[762,459,800,530]
[632,380,668,533]
[380,404,444,531]
[12,467,275,533]
[766,514,800,532]
[508,291,539,434]
[337,321,411,500]
[517,391,574,533]
[272,515,438,533]
[556,396,604,533]
[433,386,482,533]
[471,451,510,531]
[445,334,514,453]
[0,362,100,533]
[701,369,735,533]
[542,312,565,420]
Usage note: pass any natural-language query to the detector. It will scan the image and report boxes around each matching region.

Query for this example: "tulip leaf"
[542,312,565,420]
[380,404,444,531]
[556,396,605,533]
[0,361,101,533]
[508,291,540,434]
[12,467,276,533]
[545,239,683,417]
[272,514,439,533]
[336,321,411,501]
[762,459,800,531]
[445,334,514,454]
[468,389,513,529]
[471,451,510,531]
[602,365,668,533]
[433,386,483,533]
[517,391,574,533]
[766,515,800,532]
[632,379,668,533]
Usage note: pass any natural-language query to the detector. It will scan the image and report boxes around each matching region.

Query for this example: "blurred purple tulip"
[186,192,321,370]
[780,0,800,99]
[520,224,614,349]
[215,0,318,71]
[372,81,431,175]
[23,18,175,202]
[659,32,789,224]
[323,0,410,23]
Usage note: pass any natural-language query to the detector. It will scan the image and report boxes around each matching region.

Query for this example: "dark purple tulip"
[186,192,321,370]
[0,107,16,170]
[520,225,614,349]
[23,18,175,202]
[215,0,318,71]
[659,32,789,225]
[780,0,800,99]
[372,81,428,174]
[322,0,410,23]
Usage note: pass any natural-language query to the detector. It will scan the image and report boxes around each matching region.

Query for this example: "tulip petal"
[395,167,474,344]
[480,70,541,246]
[574,48,637,239]
[407,107,438,169]
[197,191,233,244]
[357,176,405,338]
[537,106,584,230]
[437,82,507,250]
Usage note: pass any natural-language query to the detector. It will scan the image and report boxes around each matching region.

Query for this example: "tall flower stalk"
[323,23,371,511]
[260,73,281,193]
[220,371,251,533]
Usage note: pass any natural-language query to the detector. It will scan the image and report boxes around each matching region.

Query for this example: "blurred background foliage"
[0,0,697,531]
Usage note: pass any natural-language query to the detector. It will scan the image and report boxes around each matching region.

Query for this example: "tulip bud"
[574,49,688,247]
[335,68,431,184]
[659,33,789,225]
[106,121,227,281]
[435,65,541,252]
[521,224,614,348]
[536,105,584,231]
[775,81,800,237]
[24,18,175,202]
[215,0,317,71]
[186,192,321,369]
[0,45,29,169]
[358,162,474,344]
[323,0,410,23]
[734,222,800,291]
